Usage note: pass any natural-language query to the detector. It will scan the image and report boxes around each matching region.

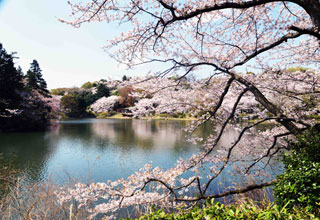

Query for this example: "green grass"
[122,199,320,220]
[95,112,131,119]
[92,112,197,120]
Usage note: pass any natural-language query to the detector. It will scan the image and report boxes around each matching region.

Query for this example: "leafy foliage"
[124,199,319,220]
[95,83,110,100]
[58,83,111,118]
[50,88,67,96]
[81,81,95,89]
[61,94,82,118]
[60,90,98,118]
[274,125,320,212]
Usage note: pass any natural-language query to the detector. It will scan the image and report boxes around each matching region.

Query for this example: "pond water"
[0,119,279,194]
[0,119,199,183]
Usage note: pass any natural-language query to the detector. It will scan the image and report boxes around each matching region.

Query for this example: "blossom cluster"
[89,96,120,113]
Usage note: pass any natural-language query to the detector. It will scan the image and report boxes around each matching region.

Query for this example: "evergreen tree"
[95,83,110,99]
[26,70,37,90]
[26,60,50,96]
[0,43,23,114]
[0,45,52,132]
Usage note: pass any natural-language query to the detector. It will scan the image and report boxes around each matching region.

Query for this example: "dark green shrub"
[95,83,110,99]
[274,125,320,213]
[60,90,97,118]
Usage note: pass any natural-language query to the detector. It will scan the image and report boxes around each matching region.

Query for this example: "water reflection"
[0,131,57,181]
[89,119,189,151]
[0,119,280,188]
[0,119,197,184]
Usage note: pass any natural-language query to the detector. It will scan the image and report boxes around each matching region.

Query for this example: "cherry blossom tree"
[57,0,320,218]
[90,95,120,113]
[43,95,61,113]
[127,76,199,117]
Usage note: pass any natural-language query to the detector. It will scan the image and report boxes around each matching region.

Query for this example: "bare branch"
[177,179,278,202]
[290,26,320,40]
[232,31,303,68]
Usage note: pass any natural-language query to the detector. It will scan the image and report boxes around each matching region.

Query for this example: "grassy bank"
[124,199,319,220]
[94,112,197,120]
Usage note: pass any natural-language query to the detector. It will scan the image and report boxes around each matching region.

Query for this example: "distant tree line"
[60,83,110,118]
[51,76,137,118]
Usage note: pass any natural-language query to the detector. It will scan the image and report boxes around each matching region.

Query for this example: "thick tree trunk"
[299,0,320,33]
[234,74,301,135]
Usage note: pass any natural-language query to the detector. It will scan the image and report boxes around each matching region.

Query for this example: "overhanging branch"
[176,179,278,202]
[290,26,320,40]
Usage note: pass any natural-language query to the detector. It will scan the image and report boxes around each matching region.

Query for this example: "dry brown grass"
[0,176,90,220]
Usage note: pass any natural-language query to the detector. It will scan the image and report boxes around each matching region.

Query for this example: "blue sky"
[0,0,140,89]
[0,1,255,90]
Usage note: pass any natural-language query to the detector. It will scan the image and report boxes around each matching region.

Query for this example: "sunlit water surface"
[0,119,280,197]
[0,119,200,183]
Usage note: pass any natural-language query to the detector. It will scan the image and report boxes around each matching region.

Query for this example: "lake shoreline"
[58,115,279,124]
[59,113,197,121]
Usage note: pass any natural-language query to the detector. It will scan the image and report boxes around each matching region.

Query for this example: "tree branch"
[177,179,278,202]
[290,26,320,40]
